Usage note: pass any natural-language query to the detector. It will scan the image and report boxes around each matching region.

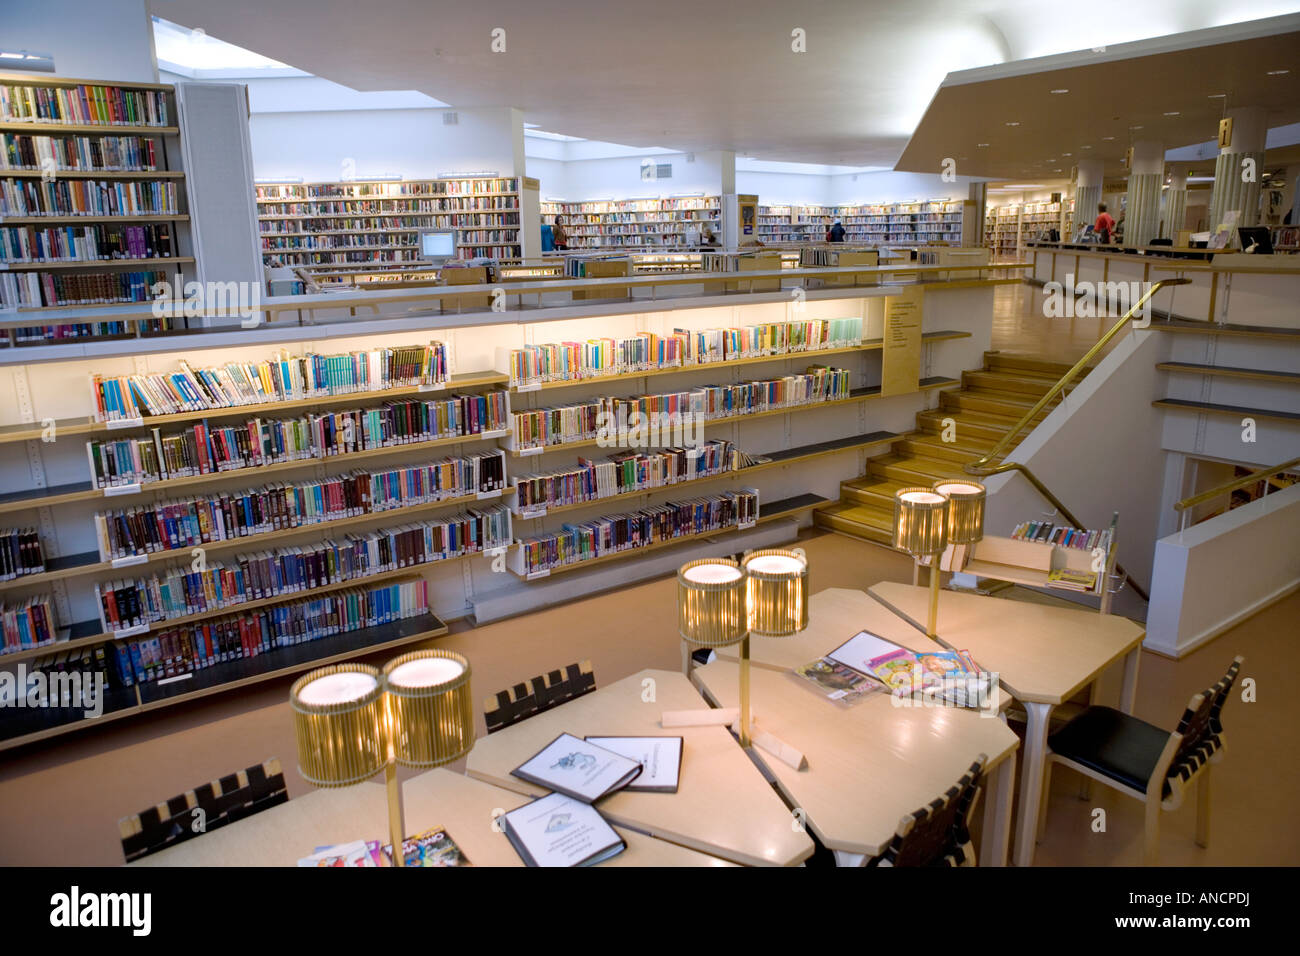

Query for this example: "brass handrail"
[1175,457,1299,512]
[962,276,1193,604]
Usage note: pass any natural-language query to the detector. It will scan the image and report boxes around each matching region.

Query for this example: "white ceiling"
[146,0,1300,167]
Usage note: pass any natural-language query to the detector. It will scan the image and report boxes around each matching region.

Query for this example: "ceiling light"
[1163,111,1180,116]
[1102,136,1115,141]
[1267,69,1289,75]
[1062,152,1072,157]
[1081,145,1093,149]
[1130,125,1143,130]
[1208,93,1226,98]
[1050,89,1069,94]
[977,143,989,147]
[1005,121,1020,126]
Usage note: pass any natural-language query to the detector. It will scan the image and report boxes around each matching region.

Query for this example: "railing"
[963,277,1194,603]
[1174,457,1300,531]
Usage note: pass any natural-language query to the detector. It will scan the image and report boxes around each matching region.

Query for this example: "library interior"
[1,0,1298,883]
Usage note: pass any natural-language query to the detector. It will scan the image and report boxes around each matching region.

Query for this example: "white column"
[1164,165,1188,240]
[1276,164,1300,228]
[1125,140,1164,248]
[1073,159,1105,238]
[1209,107,1267,235]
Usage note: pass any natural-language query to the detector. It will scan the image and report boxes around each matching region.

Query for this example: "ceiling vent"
[443,112,459,125]
[685,153,695,163]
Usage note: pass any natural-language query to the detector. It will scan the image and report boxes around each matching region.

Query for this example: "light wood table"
[693,660,1018,866]
[465,668,815,866]
[868,581,1145,867]
[132,768,731,867]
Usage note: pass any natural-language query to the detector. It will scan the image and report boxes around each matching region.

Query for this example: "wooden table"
[132,768,730,866]
[465,669,815,866]
[868,581,1145,867]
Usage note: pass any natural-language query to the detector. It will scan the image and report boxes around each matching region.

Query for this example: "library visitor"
[552,216,569,250]
[1094,203,1114,244]
[828,220,846,242]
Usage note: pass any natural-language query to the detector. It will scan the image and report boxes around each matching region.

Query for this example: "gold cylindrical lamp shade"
[382,649,475,769]
[742,549,809,637]
[290,663,387,787]
[893,487,949,556]
[933,479,986,545]
[677,558,747,647]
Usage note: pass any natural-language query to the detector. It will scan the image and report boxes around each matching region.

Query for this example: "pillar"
[1208,107,1267,236]
[966,182,987,247]
[1276,164,1300,227]
[1163,165,1188,240]
[1073,159,1104,239]
[1125,141,1164,248]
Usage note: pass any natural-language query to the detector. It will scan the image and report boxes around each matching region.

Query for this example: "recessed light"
[1050,88,1069,94]
[1062,152,1072,157]
[1081,145,1093,149]
[1267,69,1289,75]
[1163,111,1180,116]
[977,143,989,147]
[1130,125,1143,130]
[1005,121,1020,126]
[1102,136,1115,141]
[1208,93,1226,98]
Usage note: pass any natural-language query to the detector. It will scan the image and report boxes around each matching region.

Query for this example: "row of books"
[1009,520,1113,553]
[5,317,176,344]
[516,490,758,573]
[544,198,719,214]
[504,319,863,386]
[0,268,167,309]
[257,196,520,216]
[93,507,511,632]
[266,249,434,265]
[107,579,430,688]
[0,178,180,218]
[91,454,507,560]
[260,234,423,251]
[0,133,162,172]
[1,596,57,655]
[90,344,450,421]
[86,392,509,488]
[795,629,991,708]
[255,179,519,200]
[0,528,46,582]
[512,441,735,512]
[0,222,174,263]
[0,84,170,127]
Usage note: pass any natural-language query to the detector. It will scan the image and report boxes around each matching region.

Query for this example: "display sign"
[738,194,758,236]
[881,287,923,397]
[1218,117,1234,150]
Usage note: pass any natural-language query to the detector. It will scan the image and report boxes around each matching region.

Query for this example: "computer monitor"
[1237,226,1273,255]
[419,230,457,261]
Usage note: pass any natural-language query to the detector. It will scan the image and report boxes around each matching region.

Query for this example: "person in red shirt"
[1094,203,1115,244]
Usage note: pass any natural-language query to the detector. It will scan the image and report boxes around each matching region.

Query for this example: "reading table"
[867,581,1145,867]
[131,768,730,866]
[465,668,816,866]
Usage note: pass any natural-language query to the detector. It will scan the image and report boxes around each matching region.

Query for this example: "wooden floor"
[1,283,1291,867]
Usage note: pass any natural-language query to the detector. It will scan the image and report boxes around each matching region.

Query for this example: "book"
[500,791,626,867]
[824,629,908,675]
[867,648,919,691]
[381,826,472,867]
[297,840,383,867]
[584,736,683,793]
[792,656,885,705]
[512,732,643,802]
[1047,568,1099,592]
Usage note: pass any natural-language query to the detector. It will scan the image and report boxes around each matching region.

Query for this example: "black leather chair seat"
[1048,705,1170,793]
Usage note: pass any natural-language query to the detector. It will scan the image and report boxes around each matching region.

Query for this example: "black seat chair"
[119,757,289,862]
[484,660,596,734]
[866,754,986,867]
[1043,656,1242,864]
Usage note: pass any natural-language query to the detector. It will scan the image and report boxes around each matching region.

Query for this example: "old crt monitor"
[419,230,457,262]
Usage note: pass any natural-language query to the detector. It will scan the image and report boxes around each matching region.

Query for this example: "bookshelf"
[0,73,194,346]
[756,204,834,243]
[0,277,996,749]
[541,197,720,250]
[985,204,1022,258]
[1021,201,1062,243]
[837,201,963,245]
[256,178,522,266]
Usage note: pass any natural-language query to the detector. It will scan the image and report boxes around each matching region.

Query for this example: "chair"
[866,754,987,867]
[119,757,289,862]
[1042,656,1242,865]
[483,660,596,734]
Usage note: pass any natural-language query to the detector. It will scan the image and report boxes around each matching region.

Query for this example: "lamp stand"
[739,634,752,749]
[385,758,406,868]
[927,560,941,640]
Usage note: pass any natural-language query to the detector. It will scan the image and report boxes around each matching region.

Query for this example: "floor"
[2,281,1289,867]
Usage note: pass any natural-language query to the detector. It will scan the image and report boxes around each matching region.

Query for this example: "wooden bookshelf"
[542,197,720,251]
[256,178,522,266]
[838,201,963,245]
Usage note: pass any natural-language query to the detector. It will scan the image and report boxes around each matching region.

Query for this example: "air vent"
[443,112,459,125]
[656,163,673,179]
[685,153,695,163]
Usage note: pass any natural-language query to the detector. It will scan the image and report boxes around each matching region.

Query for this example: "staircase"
[816,352,1086,545]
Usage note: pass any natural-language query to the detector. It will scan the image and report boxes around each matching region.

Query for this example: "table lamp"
[892,487,949,639]
[676,549,808,750]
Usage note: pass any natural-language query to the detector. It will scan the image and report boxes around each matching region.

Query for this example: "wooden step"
[963,369,1071,398]
[940,389,1050,418]
[840,475,909,508]
[984,352,1089,378]
[897,436,1001,465]
[868,453,970,484]
[1156,362,1300,385]
[1153,398,1300,424]
[814,503,897,545]
[916,409,1035,444]
[1148,319,1300,341]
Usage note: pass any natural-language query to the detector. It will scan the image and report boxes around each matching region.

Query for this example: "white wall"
[539,151,729,202]
[830,170,981,205]
[735,171,833,206]
[5,0,157,83]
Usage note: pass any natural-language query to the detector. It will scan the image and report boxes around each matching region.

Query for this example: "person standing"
[552,215,569,250]
[828,220,846,242]
[1094,203,1115,244]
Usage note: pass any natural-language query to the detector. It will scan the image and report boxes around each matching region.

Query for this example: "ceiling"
[897,18,1300,180]
[146,0,1300,168]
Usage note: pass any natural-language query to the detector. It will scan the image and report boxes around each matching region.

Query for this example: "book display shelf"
[0,73,195,347]
[985,204,1022,258]
[838,201,963,245]
[1021,200,1063,242]
[541,197,721,251]
[0,273,997,749]
[756,204,834,243]
[256,178,522,266]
